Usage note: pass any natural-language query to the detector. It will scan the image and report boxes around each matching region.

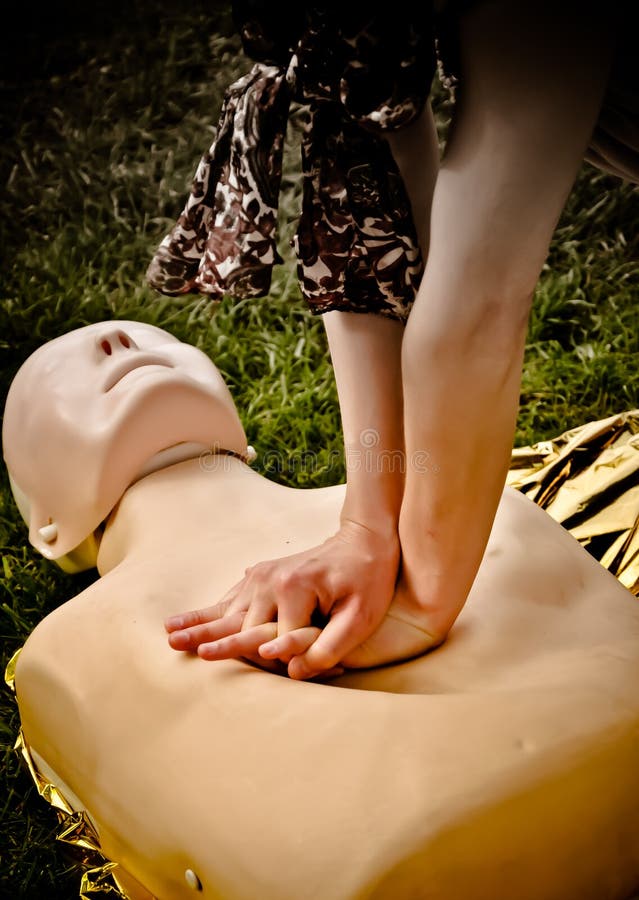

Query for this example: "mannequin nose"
[95,328,139,357]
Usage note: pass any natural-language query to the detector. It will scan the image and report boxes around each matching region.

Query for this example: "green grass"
[1,2,638,896]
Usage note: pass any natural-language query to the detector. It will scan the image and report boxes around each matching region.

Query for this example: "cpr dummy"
[3,321,639,900]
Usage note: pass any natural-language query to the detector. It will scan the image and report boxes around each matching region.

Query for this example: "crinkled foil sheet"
[5,411,639,897]
[507,410,639,596]
[5,651,132,899]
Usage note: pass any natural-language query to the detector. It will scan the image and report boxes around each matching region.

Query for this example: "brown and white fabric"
[147,5,436,321]
[146,64,290,300]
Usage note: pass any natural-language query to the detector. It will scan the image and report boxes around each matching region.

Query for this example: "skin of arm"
[397,0,614,639]
[273,310,406,678]
[324,309,406,540]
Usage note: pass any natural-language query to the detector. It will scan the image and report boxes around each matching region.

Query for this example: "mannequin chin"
[5,322,639,900]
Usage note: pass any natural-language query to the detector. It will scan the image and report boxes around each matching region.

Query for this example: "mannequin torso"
[15,456,639,899]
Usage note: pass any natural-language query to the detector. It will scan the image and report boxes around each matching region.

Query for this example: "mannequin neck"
[96,454,268,575]
[133,442,212,482]
[134,442,254,484]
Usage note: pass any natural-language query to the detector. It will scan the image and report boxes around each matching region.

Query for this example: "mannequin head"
[2,321,248,567]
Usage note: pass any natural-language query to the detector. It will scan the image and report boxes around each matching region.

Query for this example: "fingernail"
[259,640,280,657]
[165,615,184,630]
[289,662,309,680]
[199,641,221,659]
[168,630,190,649]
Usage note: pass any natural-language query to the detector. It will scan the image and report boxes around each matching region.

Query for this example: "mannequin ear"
[30,513,101,572]
[8,473,100,572]
[28,506,64,560]
[28,507,101,571]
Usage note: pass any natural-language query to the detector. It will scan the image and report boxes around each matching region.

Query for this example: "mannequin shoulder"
[15,577,110,692]
[475,485,639,641]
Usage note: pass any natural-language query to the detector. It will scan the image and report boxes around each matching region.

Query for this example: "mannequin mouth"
[104,355,174,392]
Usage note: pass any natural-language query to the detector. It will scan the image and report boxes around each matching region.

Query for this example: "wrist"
[341,472,403,540]
[397,526,472,638]
[339,511,400,550]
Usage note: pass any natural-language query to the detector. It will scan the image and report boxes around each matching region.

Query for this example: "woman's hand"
[166,561,443,674]
[165,519,400,679]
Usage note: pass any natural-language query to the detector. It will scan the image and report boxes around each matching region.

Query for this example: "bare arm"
[398,0,614,638]
[278,311,405,678]
[324,310,404,534]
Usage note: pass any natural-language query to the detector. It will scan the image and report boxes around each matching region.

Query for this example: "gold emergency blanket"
[5,652,133,899]
[5,409,639,898]
[507,410,639,595]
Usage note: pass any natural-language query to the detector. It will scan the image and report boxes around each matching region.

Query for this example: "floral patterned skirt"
[146,5,437,321]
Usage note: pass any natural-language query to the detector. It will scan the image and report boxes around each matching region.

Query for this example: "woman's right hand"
[166,561,445,675]
[165,518,401,678]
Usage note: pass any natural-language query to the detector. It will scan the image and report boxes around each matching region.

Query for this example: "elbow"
[402,258,537,379]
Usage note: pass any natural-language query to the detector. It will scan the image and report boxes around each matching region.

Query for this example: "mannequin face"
[2,321,247,560]
[38,322,230,428]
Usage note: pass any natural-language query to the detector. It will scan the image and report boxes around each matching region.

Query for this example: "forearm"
[323,310,405,536]
[398,0,614,636]
[320,109,440,537]
[399,288,529,637]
